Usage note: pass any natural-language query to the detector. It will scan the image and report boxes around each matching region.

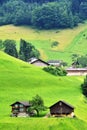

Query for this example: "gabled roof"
[28,57,38,63]
[30,59,49,65]
[11,101,31,107]
[50,100,74,109]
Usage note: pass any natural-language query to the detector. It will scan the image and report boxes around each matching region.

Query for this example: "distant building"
[49,100,74,117]
[28,57,49,67]
[10,101,31,117]
[47,60,62,66]
[66,68,87,76]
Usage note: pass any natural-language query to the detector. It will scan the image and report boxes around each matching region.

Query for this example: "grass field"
[0,51,87,129]
[1,23,87,129]
[0,118,87,130]
[1,23,87,64]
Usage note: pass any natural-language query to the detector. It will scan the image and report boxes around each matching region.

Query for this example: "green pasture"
[0,118,87,130]
[0,23,87,64]
[1,23,87,129]
[0,51,87,129]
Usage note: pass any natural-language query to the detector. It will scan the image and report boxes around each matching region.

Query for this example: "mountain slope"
[0,51,87,129]
[0,23,87,64]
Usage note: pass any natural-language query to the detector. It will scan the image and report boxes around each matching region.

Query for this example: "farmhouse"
[66,68,87,76]
[11,101,31,117]
[49,100,74,117]
[28,57,49,67]
[47,60,62,66]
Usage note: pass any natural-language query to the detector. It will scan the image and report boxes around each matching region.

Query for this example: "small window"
[14,109,18,112]
[19,108,24,112]
[20,104,23,107]
[15,104,18,107]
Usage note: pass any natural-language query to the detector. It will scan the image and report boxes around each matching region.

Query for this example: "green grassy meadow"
[0,23,87,129]
[0,51,87,129]
[1,23,87,64]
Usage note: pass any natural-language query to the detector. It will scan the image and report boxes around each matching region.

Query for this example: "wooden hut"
[49,100,74,117]
[11,101,31,117]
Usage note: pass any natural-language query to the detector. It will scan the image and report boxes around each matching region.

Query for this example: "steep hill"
[0,51,87,130]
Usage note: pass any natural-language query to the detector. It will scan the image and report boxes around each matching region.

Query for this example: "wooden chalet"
[66,68,87,76]
[11,101,31,117]
[28,57,49,67]
[49,100,74,117]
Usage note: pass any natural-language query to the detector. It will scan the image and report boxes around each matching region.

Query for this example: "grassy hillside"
[0,51,87,129]
[0,23,87,64]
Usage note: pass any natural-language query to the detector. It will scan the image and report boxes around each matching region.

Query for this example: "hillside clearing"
[0,23,87,50]
[0,23,87,63]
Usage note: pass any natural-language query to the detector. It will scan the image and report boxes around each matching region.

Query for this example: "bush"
[51,41,59,48]
[43,66,67,76]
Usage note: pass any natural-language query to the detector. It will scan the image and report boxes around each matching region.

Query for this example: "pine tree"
[4,39,18,58]
[19,39,39,61]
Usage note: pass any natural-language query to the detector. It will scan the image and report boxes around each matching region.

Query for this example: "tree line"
[0,0,87,29]
[0,39,40,61]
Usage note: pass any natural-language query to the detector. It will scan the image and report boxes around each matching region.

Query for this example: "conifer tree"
[19,39,39,61]
[4,39,18,58]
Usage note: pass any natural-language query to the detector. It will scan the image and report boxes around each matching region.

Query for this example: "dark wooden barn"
[11,101,31,117]
[49,100,74,117]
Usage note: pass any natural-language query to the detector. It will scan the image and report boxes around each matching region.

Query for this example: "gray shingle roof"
[11,101,31,107]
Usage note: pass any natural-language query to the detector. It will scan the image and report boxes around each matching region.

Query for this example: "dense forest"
[0,0,87,29]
